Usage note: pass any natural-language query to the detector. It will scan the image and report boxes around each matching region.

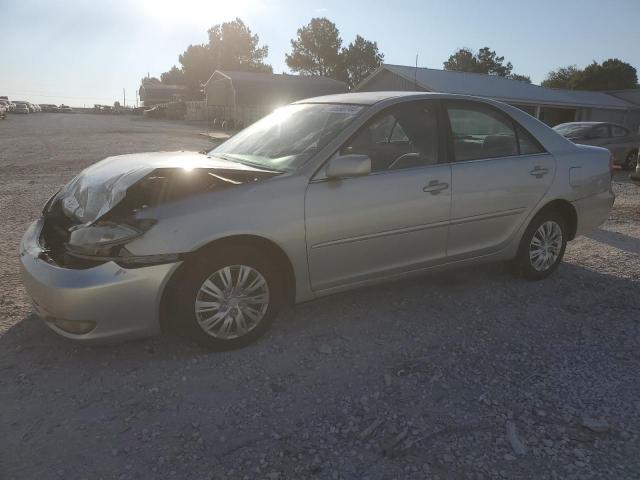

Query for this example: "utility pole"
[414,54,419,90]
[123,88,126,107]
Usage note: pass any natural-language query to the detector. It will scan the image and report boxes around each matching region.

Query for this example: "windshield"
[209,103,364,171]
[553,123,593,137]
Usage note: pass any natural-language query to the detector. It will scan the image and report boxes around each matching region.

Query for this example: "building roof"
[205,70,347,106]
[605,89,640,106]
[206,70,346,88]
[138,79,187,103]
[357,64,638,110]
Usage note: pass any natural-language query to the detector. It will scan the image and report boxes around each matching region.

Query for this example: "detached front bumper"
[19,219,181,343]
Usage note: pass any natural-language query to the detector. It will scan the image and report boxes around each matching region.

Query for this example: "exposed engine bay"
[38,152,280,268]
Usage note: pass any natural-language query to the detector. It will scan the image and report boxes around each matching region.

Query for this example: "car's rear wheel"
[513,210,567,280]
[623,150,638,171]
[171,246,283,350]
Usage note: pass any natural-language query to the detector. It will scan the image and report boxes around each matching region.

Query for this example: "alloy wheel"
[529,221,563,272]
[194,265,270,339]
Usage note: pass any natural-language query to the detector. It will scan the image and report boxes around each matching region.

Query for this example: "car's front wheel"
[171,246,283,350]
[513,210,567,280]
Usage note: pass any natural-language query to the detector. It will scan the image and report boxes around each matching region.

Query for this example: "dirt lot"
[1,113,639,480]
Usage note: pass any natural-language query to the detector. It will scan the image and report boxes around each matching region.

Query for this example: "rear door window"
[446,102,542,161]
[447,102,518,162]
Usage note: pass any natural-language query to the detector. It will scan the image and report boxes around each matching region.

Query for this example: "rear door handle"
[423,180,449,194]
[529,166,549,178]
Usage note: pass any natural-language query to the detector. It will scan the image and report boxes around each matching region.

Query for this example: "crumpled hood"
[56,151,276,224]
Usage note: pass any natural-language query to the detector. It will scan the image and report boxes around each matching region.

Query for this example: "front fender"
[123,174,314,302]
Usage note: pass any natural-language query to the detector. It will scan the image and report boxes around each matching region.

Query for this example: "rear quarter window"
[611,125,629,137]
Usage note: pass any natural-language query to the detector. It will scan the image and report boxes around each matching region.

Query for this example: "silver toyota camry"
[20,92,615,350]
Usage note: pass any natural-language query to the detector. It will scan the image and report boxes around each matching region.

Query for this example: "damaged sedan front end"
[38,151,279,268]
[20,151,281,340]
[20,101,366,347]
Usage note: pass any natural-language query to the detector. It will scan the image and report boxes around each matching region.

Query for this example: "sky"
[2,0,639,107]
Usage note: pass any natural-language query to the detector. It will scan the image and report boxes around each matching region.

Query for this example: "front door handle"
[530,166,549,178]
[423,180,449,194]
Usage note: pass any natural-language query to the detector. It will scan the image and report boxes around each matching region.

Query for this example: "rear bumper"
[20,219,180,343]
[572,190,615,237]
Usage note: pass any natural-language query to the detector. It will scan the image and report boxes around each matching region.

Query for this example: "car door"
[305,101,452,291]
[444,100,556,258]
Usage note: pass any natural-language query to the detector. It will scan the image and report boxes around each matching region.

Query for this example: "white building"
[357,64,640,131]
[200,70,347,127]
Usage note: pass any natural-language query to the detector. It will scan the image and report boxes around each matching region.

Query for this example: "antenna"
[414,54,419,90]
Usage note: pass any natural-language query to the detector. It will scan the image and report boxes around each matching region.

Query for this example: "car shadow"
[586,228,640,256]
[1,260,636,361]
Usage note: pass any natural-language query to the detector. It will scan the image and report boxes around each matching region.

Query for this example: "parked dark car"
[553,122,639,170]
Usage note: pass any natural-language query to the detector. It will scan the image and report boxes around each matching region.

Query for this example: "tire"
[623,150,638,171]
[513,210,567,281]
[170,245,283,351]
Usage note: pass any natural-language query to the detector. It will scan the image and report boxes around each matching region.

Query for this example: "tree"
[286,18,344,79]
[160,65,185,85]
[178,44,216,98]
[542,60,638,90]
[341,35,384,88]
[443,48,483,74]
[509,73,532,83]
[574,59,638,90]
[173,19,271,99]
[208,18,271,73]
[476,47,512,76]
[444,47,529,81]
[541,65,580,89]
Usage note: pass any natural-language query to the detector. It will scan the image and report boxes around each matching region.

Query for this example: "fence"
[185,101,268,129]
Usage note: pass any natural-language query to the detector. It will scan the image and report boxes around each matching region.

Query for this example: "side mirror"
[325,154,371,179]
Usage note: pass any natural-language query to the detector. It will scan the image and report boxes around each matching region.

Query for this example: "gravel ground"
[1,113,639,480]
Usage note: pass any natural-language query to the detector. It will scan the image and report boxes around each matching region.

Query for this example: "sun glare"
[136,0,265,25]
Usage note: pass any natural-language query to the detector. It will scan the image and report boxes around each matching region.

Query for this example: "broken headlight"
[66,221,152,257]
